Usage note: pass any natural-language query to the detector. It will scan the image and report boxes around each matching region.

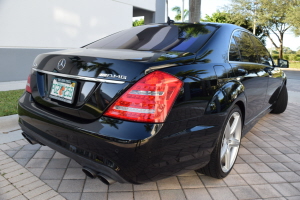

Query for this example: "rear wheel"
[271,84,288,114]
[197,106,242,178]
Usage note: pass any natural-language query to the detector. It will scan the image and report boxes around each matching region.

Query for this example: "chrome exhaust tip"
[97,173,116,185]
[82,167,97,179]
[82,167,116,185]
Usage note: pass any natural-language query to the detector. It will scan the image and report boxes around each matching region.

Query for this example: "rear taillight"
[103,71,183,123]
[26,75,32,93]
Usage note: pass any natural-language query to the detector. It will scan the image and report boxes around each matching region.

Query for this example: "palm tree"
[189,0,201,23]
[166,0,169,20]
[70,56,116,77]
[172,6,189,22]
[175,69,208,81]
[101,117,123,129]
[177,23,210,39]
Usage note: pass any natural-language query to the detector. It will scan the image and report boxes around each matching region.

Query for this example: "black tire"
[271,84,288,114]
[197,106,242,179]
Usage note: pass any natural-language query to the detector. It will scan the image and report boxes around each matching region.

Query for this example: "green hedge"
[272,54,300,61]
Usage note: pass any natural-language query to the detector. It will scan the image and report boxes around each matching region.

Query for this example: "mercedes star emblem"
[57,59,66,70]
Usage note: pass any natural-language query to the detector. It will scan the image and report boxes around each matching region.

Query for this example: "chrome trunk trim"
[32,68,125,84]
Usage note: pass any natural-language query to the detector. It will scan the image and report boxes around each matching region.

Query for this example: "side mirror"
[277,59,289,68]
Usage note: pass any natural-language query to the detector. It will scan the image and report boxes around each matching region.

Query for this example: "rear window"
[85,24,218,53]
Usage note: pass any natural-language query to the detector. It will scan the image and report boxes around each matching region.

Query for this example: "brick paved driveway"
[0,70,300,200]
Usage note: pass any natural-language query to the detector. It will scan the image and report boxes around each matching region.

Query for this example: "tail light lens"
[103,71,183,123]
[26,75,32,93]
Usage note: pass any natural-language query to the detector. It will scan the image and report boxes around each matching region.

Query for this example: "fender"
[269,72,287,105]
[205,80,246,114]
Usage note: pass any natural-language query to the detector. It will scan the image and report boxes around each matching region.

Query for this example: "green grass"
[289,62,300,69]
[0,89,24,117]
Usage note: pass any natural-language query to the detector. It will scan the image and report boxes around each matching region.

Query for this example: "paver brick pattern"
[1,103,300,200]
[0,147,64,200]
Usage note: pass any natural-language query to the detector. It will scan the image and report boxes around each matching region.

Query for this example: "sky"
[167,0,300,51]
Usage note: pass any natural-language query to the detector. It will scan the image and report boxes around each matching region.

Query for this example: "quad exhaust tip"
[82,167,116,185]
[97,173,116,185]
[22,132,38,145]
[82,167,97,179]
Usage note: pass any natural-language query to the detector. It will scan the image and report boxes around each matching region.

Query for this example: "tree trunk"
[166,0,168,19]
[189,0,201,23]
[279,43,283,59]
[279,33,284,59]
[181,0,184,22]
[253,19,256,35]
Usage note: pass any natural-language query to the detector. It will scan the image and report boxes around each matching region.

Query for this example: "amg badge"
[99,73,127,80]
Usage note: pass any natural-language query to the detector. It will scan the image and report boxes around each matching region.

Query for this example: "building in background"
[0,0,166,81]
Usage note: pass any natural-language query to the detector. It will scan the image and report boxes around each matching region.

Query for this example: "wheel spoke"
[224,122,231,139]
[230,115,240,135]
[220,143,228,159]
[228,138,240,147]
[225,149,231,170]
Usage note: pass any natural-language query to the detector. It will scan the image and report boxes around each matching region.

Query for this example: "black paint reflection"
[86,24,218,53]
[101,117,123,129]
[175,69,207,81]
[70,56,116,78]
[79,82,96,102]
[195,49,213,63]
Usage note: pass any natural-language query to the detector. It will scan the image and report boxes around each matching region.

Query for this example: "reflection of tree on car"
[177,23,210,39]
[101,117,123,129]
[175,69,208,81]
[70,56,116,77]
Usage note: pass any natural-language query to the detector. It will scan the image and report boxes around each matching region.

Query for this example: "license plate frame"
[49,78,77,104]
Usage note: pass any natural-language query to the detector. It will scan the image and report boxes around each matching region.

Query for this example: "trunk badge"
[57,59,66,70]
[98,73,127,80]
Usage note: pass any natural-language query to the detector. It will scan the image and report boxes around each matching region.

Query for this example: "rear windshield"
[85,24,218,53]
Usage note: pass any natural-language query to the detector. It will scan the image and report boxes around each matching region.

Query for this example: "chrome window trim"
[230,60,273,67]
[228,29,254,63]
[32,68,125,84]
[227,29,243,63]
[229,61,269,66]
[229,60,273,68]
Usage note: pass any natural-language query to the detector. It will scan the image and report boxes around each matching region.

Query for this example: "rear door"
[229,30,269,123]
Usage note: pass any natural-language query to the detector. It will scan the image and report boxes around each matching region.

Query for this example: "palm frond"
[175,14,181,21]
[172,6,181,14]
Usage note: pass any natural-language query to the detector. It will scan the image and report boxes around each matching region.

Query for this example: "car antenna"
[167,17,174,25]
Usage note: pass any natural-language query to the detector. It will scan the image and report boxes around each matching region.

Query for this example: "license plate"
[49,78,76,104]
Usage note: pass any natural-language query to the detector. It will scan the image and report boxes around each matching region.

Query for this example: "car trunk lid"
[30,48,195,121]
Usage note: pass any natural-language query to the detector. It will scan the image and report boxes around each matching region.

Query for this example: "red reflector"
[103,71,183,123]
[26,75,32,93]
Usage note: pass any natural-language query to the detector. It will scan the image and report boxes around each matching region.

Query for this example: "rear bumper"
[18,92,220,184]
[19,122,127,183]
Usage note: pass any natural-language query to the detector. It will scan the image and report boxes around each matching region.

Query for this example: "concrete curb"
[281,68,300,71]
[0,114,20,133]
[0,80,26,92]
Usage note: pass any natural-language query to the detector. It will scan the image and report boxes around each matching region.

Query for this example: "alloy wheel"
[220,112,242,173]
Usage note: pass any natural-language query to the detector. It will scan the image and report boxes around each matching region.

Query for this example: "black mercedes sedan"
[18,22,288,185]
